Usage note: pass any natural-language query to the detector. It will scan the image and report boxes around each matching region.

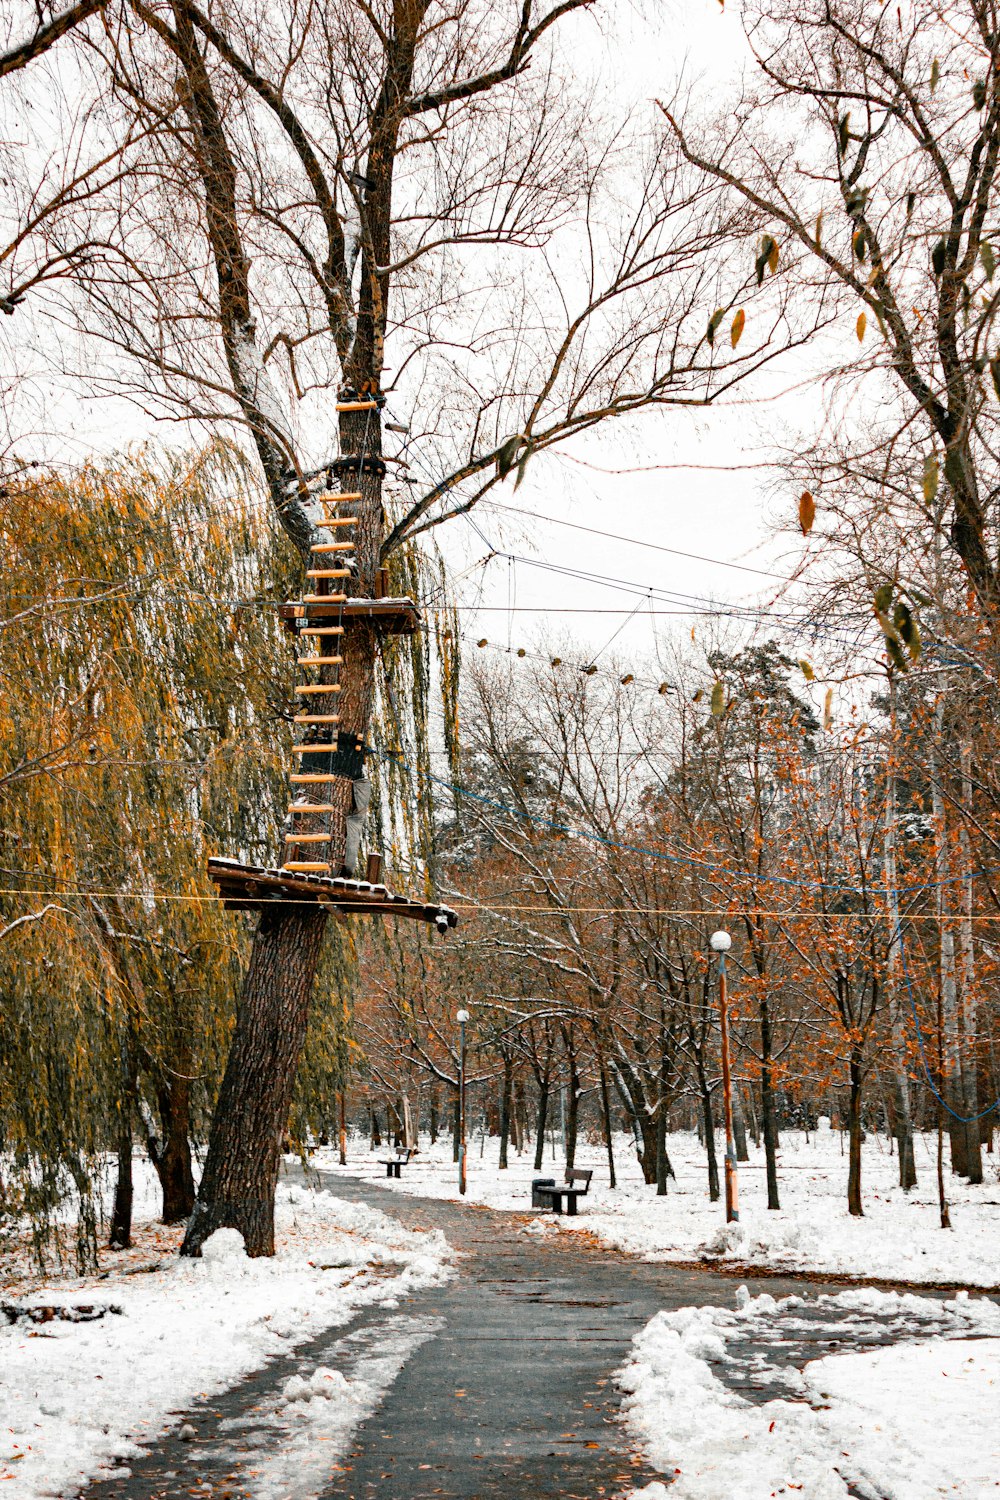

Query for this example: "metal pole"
[458,1016,467,1196]
[718,953,739,1223]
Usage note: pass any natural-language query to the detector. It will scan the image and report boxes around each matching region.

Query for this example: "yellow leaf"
[730,309,746,348]
[798,490,816,535]
[799,658,815,681]
[710,680,725,715]
[856,312,867,342]
[767,238,779,273]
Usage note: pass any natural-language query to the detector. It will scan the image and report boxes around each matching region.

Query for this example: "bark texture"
[180,904,328,1256]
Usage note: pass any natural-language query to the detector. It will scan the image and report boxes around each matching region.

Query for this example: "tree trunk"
[370,1106,382,1148]
[338,1091,347,1166]
[885,676,917,1190]
[429,1090,439,1145]
[599,1057,616,1189]
[533,1082,549,1171]
[700,1077,720,1202]
[452,1093,460,1164]
[180,905,328,1257]
[732,1084,749,1162]
[154,1075,196,1223]
[847,1048,864,1218]
[760,998,780,1210]
[957,738,983,1183]
[499,1054,512,1169]
[109,1035,136,1251]
[565,1059,579,1171]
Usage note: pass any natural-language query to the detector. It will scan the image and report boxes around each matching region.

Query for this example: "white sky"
[10,0,838,684]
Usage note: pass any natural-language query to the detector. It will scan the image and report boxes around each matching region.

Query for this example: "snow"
[617,1286,1000,1499]
[317,1126,1000,1287]
[0,1173,453,1498]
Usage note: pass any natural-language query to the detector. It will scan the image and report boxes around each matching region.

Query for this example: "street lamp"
[457,1008,470,1196]
[710,930,739,1224]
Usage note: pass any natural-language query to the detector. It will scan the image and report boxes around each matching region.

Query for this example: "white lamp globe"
[456,1008,471,1023]
[709,930,732,953]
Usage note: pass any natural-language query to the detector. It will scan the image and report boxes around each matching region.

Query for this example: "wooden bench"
[379,1147,416,1178]
[532,1168,593,1216]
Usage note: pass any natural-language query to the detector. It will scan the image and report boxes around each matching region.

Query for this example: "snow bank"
[0,1181,453,1498]
[318,1128,1000,1286]
[617,1286,1000,1499]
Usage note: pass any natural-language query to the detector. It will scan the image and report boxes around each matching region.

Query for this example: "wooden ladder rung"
[304,593,347,604]
[282,861,332,872]
[335,400,378,411]
[316,516,356,528]
[311,542,355,553]
[297,655,344,666]
[307,569,351,579]
[290,774,336,783]
[320,491,362,502]
[294,713,340,724]
[289,803,336,814]
[285,832,332,844]
[295,683,342,695]
[291,743,336,755]
[299,626,345,637]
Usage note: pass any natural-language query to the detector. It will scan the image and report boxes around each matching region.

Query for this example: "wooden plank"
[293,714,340,724]
[291,744,336,755]
[290,773,337,783]
[300,626,345,636]
[294,683,342,695]
[310,542,355,553]
[297,655,344,666]
[289,803,336,814]
[320,491,362,502]
[303,593,347,604]
[285,833,332,844]
[282,861,332,872]
[315,517,356,528]
[334,400,378,411]
[306,569,351,579]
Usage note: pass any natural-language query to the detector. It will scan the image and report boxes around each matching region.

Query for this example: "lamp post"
[710,930,739,1224]
[457,1008,470,1196]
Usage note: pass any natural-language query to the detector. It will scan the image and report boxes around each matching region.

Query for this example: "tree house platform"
[207,856,457,929]
[280,596,421,637]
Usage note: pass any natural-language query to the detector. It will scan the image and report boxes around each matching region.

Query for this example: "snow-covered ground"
[0,1166,453,1499]
[618,1286,1000,1499]
[317,1123,1000,1287]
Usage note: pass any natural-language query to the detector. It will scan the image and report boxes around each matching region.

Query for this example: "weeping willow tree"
[0,443,303,1266]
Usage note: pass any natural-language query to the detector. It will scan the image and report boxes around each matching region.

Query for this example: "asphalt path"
[83,1170,959,1500]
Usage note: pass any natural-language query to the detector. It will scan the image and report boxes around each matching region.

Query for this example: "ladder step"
[297,655,344,666]
[291,743,336,755]
[316,516,356,528]
[307,569,352,579]
[282,861,332,872]
[304,594,347,604]
[320,491,362,503]
[311,542,356,553]
[285,833,333,844]
[335,400,378,411]
[294,713,340,724]
[289,803,336,814]
[295,684,342,695]
[290,774,336,783]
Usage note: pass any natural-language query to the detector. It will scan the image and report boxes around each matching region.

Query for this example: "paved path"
[84,1171,956,1500]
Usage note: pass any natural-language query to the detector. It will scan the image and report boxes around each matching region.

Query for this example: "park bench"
[379,1147,417,1178]
[531,1168,593,1216]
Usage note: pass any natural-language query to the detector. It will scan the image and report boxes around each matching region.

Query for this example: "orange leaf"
[798,490,816,535]
[856,311,867,342]
[731,309,746,347]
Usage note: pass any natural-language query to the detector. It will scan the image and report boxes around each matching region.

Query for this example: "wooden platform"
[207,857,457,929]
[280,596,421,636]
